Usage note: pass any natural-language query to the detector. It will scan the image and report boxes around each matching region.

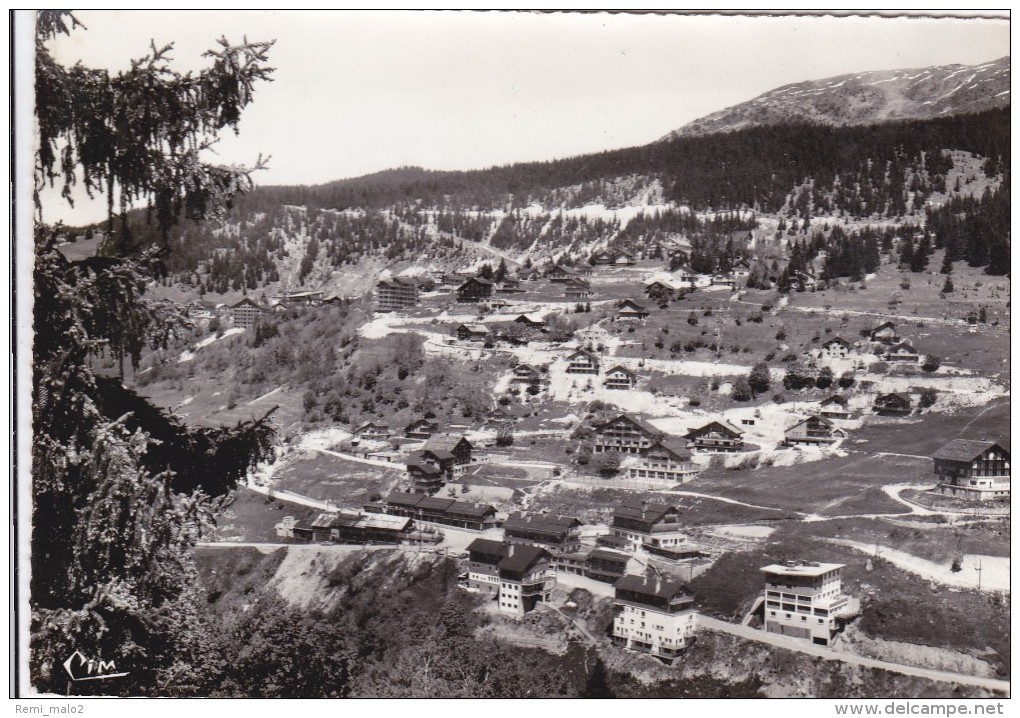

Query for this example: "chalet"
[517,268,539,282]
[604,365,638,390]
[564,278,593,299]
[510,363,543,384]
[485,406,514,426]
[456,323,490,342]
[933,439,1010,501]
[644,280,676,300]
[762,561,860,646]
[457,277,494,303]
[376,278,419,312]
[545,264,578,282]
[495,278,524,293]
[405,453,446,493]
[355,422,391,441]
[821,337,853,359]
[499,544,556,617]
[612,574,698,664]
[230,297,265,329]
[873,393,912,416]
[783,416,843,447]
[624,440,698,484]
[584,548,641,584]
[594,413,663,454]
[404,418,439,440]
[790,271,817,292]
[566,349,600,375]
[610,500,690,555]
[377,492,497,531]
[592,251,616,266]
[684,420,745,453]
[279,290,324,306]
[617,299,650,321]
[422,434,474,477]
[818,395,853,420]
[672,265,700,288]
[885,341,919,363]
[513,313,546,329]
[711,273,736,288]
[502,512,583,553]
[613,252,636,266]
[731,259,751,280]
[869,321,899,344]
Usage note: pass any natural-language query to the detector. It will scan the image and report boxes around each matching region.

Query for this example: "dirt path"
[698,616,1010,693]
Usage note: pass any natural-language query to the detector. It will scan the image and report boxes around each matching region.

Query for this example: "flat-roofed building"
[761,561,860,646]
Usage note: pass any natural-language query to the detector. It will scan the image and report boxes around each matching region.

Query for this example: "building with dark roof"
[819,395,853,420]
[873,393,912,416]
[230,297,265,329]
[502,512,582,552]
[457,277,494,303]
[617,299,649,321]
[885,341,920,363]
[404,418,439,440]
[684,420,745,453]
[821,337,853,359]
[610,500,689,554]
[456,323,490,341]
[869,321,899,344]
[466,540,555,617]
[375,278,420,312]
[604,365,638,390]
[584,548,639,584]
[612,574,697,664]
[566,349,600,375]
[276,511,413,545]
[594,413,663,454]
[623,440,699,484]
[783,416,843,447]
[377,492,497,530]
[933,439,1010,501]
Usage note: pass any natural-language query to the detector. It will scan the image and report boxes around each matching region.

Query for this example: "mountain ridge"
[663,56,1010,140]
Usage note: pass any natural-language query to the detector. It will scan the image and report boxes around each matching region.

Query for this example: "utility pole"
[975,559,983,591]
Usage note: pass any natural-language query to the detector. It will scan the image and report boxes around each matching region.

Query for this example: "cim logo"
[62,651,130,682]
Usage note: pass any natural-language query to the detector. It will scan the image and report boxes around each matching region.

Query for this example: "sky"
[27,10,1010,226]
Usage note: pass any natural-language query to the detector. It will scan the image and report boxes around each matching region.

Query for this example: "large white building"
[761,561,860,646]
[612,574,697,664]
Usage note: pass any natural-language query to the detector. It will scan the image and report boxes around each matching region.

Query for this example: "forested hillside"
[66,107,1010,298]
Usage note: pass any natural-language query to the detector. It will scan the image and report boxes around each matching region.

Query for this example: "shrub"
[921,355,941,373]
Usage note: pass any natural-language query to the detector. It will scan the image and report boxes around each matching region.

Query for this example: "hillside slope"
[665,56,1010,139]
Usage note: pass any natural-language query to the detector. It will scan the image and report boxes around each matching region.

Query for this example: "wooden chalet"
[564,278,593,299]
[873,392,912,416]
[545,264,579,282]
[818,395,853,420]
[885,341,919,363]
[711,273,736,288]
[594,413,663,454]
[783,416,843,447]
[513,313,546,328]
[624,439,698,484]
[378,493,497,531]
[495,278,525,293]
[404,418,439,440]
[502,512,583,553]
[510,363,543,384]
[456,323,491,341]
[869,321,899,344]
[731,259,751,279]
[684,420,745,453]
[592,251,616,266]
[610,500,690,555]
[617,299,650,321]
[821,337,852,359]
[355,422,391,441]
[456,277,494,303]
[584,548,639,584]
[933,439,1010,501]
[604,365,638,390]
[566,348,600,375]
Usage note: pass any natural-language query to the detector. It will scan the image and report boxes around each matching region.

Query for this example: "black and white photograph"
[13,9,1011,704]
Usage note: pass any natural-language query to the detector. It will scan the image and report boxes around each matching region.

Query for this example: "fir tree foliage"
[31,12,276,695]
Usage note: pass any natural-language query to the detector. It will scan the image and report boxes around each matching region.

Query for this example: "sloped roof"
[614,573,689,601]
[823,337,851,348]
[588,548,631,563]
[503,512,581,539]
[311,513,339,529]
[871,321,897,333]
[606,365,637,378]
[423,434,472,453]
[230,297,263,309]
[613,500,679,525]
[457,323,490,333]
[648,439,692,461]
[385,492,425,508]
[686,419,744,438]
[887,341,917,352]
[820,394,847,407]
[601,413,662,437]
[467,538,507,557]
[618,299,648,311]
[787,415,833,431]
[567,349,599,361]
[498,544,549,573]
[933,439,1008,462]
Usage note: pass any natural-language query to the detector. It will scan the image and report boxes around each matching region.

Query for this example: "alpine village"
[34,13,1010,700]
